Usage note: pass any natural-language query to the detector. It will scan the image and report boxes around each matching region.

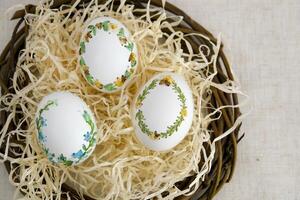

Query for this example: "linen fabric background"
[0,0,299,199]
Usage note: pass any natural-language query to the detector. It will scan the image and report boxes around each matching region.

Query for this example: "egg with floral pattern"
[79,16,138,93]
[35,92,98,166]
[131,72,194,151]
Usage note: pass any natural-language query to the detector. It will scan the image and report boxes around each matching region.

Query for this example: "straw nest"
[0,0,246,199]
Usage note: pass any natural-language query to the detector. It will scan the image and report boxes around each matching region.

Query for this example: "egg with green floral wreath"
[79,16,138,93]
[35,92,98,166]
[132,72,194,151]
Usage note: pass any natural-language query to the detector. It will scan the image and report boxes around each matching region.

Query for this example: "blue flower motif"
[40,117,47,126]
[83,131,91,142]
[38,131,46,142]
[72,150,84,159]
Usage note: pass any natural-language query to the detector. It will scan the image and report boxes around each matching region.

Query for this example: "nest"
[0,0,245,199]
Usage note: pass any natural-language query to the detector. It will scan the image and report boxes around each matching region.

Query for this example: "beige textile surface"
[0,0,300,199]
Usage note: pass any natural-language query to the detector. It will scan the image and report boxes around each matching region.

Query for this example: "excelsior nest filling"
[0,0,246,199]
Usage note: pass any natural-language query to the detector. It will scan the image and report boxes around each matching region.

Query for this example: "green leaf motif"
[80,57,85,66]
[137,79,158,103]
[86,75,95,85]
[130,60,137,67]
[136,110,151,135]
[83,110,91,123]
[125,70,131,78]
[117,28,125,37]
[80,41,86,54]
[172,83,186,105]
[102,21,109,31]
[125,42,134,51]
[164,115,184,137]
[104,83,116,91]
[64,160,73,166]
[89,137,96,146]
[88,25,97,36]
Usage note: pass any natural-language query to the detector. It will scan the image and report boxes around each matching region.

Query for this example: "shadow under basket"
[0,0,243,199]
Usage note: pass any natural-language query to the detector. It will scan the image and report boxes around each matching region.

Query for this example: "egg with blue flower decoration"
[35,92,99,166]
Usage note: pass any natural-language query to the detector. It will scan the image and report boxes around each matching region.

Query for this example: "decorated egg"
[132,72,194,151]
[79,16,138,93]
[35,92,98,166]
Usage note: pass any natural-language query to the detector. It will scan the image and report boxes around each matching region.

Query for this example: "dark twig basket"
[0,0,243,199]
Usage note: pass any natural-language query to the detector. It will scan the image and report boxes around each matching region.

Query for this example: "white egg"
[35,92,98,166]
[132,72,194,151]
[79,16,138,93]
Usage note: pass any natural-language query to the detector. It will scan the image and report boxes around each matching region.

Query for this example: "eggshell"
[79,16,138,93]
[132,72,194,151]
[35,92,98,166]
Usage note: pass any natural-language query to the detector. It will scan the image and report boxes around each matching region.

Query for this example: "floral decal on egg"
[72,110,97,161]
[36,100,57,143]
[135,75,188,140]
[79,19,137,92]
[36,100,97,166]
